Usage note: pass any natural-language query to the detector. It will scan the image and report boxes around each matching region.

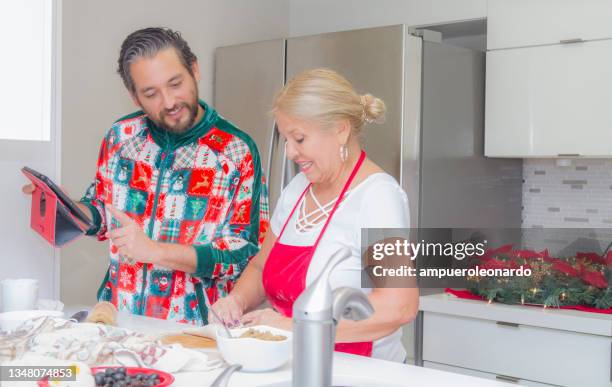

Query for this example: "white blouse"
[270,172,410,362]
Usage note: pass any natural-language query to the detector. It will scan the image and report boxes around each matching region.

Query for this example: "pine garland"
[466,245,612,309]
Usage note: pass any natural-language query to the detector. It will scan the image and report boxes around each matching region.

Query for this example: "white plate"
[0,309,64,332]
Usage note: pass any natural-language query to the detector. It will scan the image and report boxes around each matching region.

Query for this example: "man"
[24,27,269,325]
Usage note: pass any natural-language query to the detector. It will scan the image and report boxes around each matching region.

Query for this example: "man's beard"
[155,98,199,134]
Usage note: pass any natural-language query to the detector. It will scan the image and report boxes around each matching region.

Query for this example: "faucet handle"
[331,287,374,325]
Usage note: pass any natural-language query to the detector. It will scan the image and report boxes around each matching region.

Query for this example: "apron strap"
[312,150,365,250]
[277,151,366,241]
[277,180,310,238]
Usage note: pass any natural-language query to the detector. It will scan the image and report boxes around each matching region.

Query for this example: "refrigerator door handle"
[280,139,287,189]
[266,124,278,189]
[267,124,295,211]
[282,147,296,189]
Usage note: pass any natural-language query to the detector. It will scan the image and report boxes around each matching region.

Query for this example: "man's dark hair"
[117,27,197,93]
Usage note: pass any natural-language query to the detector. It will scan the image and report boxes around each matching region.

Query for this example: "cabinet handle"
[496,321,519,328]
[560,38,584,44]
[557,153,580,157]
[496,374,521,384]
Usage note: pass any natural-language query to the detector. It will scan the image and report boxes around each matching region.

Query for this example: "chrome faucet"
[292,248,374,387]
[209,364,242,387]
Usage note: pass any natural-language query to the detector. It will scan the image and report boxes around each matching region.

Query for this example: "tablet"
[22,166,94,230]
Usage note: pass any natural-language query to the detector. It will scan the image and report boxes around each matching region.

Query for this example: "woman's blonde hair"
[272,68,385,136]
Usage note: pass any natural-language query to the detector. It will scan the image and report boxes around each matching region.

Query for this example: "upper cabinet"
[485,0,612,157]
[485,39,612,157]
[487,0,612,50]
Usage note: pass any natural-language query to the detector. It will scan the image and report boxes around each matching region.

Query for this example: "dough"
[86,301,117,326]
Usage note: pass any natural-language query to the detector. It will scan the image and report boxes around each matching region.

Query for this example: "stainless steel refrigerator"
[214,24,522,363]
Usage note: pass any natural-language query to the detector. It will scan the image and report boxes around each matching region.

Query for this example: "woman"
[210,68,418,362]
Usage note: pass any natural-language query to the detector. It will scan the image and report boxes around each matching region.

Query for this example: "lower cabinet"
[422,311,611,387]
[424,361,556,386]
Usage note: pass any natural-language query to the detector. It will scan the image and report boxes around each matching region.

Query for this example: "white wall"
[60,0,289,305]
[0,1,60,306]
[289,0,486,37]
[0,142,58,306]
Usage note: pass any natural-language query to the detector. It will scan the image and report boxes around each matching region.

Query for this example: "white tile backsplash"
[521,159,612,255]
[522,159,612,228]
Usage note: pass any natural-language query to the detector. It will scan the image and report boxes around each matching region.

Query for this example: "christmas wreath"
[464,244,612,310]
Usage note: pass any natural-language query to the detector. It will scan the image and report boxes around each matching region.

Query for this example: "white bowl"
[215,325,292,372]
[0,310,64,332]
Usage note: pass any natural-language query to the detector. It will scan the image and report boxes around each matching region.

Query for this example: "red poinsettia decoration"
[581,270,608,289]
[552,260,579,277]
[577,252,606,265]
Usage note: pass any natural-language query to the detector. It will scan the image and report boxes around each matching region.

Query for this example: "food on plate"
[86,301,117,325]
[239,328,287,341]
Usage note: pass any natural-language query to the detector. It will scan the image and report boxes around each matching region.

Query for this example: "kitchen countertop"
[420,293,612,336]
[65,306,509,386]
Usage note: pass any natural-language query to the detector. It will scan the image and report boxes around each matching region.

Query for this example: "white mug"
[1,278,39,312]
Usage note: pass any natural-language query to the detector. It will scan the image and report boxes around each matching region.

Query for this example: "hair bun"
[361,94,386,124]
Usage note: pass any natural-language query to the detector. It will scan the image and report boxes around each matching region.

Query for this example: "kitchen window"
[0,0,53,141]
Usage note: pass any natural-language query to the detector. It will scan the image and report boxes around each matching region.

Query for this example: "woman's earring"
[339,143,349,162]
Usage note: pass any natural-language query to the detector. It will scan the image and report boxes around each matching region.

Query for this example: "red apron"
[262,151,373,357]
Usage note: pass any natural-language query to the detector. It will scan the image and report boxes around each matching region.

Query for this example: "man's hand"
[106,206,159,264]
[23,183,91,220]
[22,183,35,194]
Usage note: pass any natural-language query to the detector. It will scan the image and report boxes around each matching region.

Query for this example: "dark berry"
[95,373,106,385]
[113,372,125,381]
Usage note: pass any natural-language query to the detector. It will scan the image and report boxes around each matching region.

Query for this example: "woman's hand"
[210,294,246,328]
[208,232,278,328]
[240,308,292,331]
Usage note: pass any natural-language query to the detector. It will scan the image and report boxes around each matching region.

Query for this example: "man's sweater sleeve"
[193,147,270,280]
[79,127,117,240]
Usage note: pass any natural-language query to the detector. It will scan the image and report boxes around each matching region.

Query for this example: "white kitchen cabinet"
[424,361,556,386]
[485,38,612,157]
[487,0,612,50]
[420,293,612,387]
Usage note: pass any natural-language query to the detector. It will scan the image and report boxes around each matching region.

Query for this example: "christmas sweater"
[80,100,269,325]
